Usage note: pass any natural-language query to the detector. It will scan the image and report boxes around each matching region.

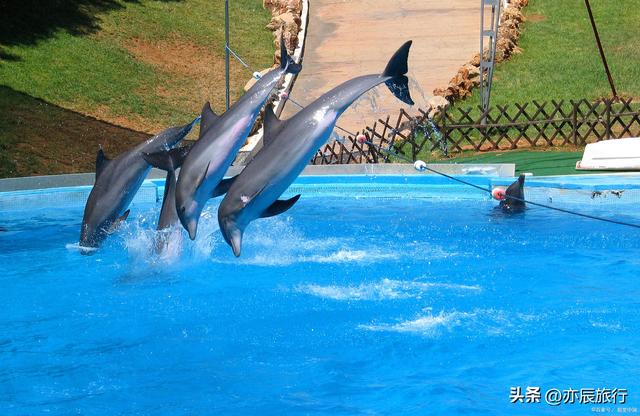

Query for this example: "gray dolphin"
[143,144,194,232]
[79,118,198,252]
[500,174,526,213]
[175,40,302,240]
[218,41,414,256]
[142,143,193,253]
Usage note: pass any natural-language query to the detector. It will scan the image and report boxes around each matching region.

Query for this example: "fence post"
[571,101,578,146]
[605,99,611,140]
[440,106,448,154]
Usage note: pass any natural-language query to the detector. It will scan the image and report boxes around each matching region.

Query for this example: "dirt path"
[283,0,482,133]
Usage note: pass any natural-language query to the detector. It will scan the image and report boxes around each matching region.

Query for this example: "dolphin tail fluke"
[280,36,302,74]
[142,143,193,172]
[260,194,301,218]
[382,40,414,105]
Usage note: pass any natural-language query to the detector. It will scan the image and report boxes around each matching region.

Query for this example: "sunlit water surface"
[1,195,639,415]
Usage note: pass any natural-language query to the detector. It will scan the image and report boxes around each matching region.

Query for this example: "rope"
[362,138,640,230]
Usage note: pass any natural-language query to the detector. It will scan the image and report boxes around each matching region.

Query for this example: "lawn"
[0,0,274,133]
[0,0,274,177]
[463,0,640,107]
[424,0,640,174]
[441,149,588,176]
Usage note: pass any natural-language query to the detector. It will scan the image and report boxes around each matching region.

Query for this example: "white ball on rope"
[414,160,427,172]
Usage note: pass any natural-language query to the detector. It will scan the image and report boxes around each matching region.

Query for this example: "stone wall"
[432,0,529,109]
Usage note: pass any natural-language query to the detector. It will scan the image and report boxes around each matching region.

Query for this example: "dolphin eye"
[180,206,186,214]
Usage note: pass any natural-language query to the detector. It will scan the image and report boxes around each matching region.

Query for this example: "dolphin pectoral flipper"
[260,194,301,218]
[195,161,211,190]
[382,40,414,105]
[211,175,238,198]
[143,143,194,172]
[106,209,130,234]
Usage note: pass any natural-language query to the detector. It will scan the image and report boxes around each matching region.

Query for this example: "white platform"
[576,137,640,171]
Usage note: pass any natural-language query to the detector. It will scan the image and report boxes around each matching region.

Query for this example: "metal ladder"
[479,0,503,121]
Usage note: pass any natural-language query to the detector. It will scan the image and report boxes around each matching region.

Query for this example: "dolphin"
[142,143,193,253]
[499,174,526,213]
[143,144,194,232]
[79,118,198,252]
[175,39,302,240]
[218,40,414,256]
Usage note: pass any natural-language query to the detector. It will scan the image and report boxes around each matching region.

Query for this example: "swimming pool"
[1,173,639,415]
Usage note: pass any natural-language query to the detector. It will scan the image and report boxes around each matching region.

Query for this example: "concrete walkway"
[283,0,482,133]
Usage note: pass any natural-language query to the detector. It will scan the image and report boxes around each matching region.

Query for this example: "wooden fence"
[311,98,640,165]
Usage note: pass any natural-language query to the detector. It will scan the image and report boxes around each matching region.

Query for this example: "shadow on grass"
[0,0,180,59]
[0,85,151,178]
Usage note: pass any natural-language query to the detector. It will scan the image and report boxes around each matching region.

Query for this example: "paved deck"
[283,0,482,133]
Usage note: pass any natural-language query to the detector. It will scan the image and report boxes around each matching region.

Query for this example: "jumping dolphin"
[218,41,414,256]
[175,40,302,240]
[142,144,193,252]
[499,174,526,213]
[79,118,198,252]
[143,144,193,232]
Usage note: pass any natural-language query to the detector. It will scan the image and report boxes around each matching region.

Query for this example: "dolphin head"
[175,184,201,240]
[218,215,244,257]
[79,220,106,254]
[218,199,247,257]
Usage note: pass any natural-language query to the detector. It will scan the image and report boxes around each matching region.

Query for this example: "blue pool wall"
[2,164,640,212]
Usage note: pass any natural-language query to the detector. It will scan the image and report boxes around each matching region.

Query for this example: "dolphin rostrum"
[175,40,302,240]
[218,41,414,256]
[79,118,198,252]
[500,174,526,213]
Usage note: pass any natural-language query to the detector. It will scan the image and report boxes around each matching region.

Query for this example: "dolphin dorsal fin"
[200,102,220,135]
[262,103,286,147]
[96,148,110,180]
[260,194,301,218]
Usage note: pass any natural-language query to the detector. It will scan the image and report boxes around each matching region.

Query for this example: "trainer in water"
[79,118,198,252]
[172,38,302,240]
[493,174,526,213]
[218,41,414,256]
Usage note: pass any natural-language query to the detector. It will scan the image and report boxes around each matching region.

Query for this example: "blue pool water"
[1,177,639,415]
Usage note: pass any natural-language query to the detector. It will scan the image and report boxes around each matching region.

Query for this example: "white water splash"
[361,310,474,336]
[113,205,457,267]
[296,278,481,301]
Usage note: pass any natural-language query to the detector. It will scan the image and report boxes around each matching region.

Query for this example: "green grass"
[0,0,274,132]
[439,149,588,176]
[463,0,640,107]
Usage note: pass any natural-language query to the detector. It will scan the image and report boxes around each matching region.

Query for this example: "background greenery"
[0,0,274,176]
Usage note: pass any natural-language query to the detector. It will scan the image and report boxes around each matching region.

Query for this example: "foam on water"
[360,306,629,338]
[361,310,475,337]
[296,278,481,301]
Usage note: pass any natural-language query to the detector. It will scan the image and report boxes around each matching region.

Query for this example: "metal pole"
[225,0,230,110]
[479,1,485,109]
[584,0,617,98]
